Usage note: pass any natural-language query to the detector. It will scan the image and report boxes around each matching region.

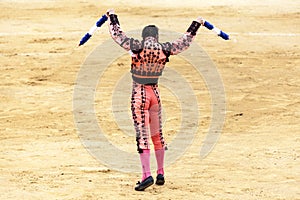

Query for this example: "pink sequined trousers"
[131,81,166,153]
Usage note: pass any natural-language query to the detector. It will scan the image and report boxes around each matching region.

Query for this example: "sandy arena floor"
[0,0,299,199]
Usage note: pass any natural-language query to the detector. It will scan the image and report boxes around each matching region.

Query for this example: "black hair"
[142,25,159,40]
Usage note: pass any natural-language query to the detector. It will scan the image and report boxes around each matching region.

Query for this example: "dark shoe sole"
[135,176,154,191]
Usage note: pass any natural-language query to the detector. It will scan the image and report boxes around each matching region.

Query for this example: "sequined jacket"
[108,14,201,84]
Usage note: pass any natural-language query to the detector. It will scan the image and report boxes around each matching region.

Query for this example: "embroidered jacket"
[108,14,201,84]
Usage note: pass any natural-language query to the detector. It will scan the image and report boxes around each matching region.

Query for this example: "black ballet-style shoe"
[155,174,165,185]
[135,176,154,191]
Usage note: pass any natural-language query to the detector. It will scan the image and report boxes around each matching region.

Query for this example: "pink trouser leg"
[149,85,165,176]
[139,149,151,181]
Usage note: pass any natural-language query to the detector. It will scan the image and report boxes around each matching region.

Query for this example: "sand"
[0,0,299,199]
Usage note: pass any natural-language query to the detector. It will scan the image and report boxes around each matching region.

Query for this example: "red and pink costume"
[108,13,201,186]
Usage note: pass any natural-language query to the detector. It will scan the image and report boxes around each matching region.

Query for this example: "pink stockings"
[140,148,165,181]
[139,149,151,181]
[155,148,165,175]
